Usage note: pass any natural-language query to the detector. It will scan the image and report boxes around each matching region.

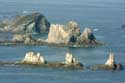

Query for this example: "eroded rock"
[65,52,79,64]
[21,52,47,64]
[78,28,96,44]
[0,12,50,33]
[47,21,80,44]
[91,53,123,70]
[46,21,101,46]
[20,52,83,69]
[105,52,116,66]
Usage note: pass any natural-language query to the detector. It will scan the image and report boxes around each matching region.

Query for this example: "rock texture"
[78,28,96,44]
[0,12,50,33]
[47,21,80,44]
[46,21,98,45]
[21,52,47,64]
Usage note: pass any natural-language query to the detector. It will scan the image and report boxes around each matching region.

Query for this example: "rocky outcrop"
[0,12,50,33]
[65,52,79,64]
[0,20,103,47]
[21,52,47,64]
[20,52,83,69]
[105,53,116,66]
[47,21,80,44]
[91,53,123,70]
[0,52,123,70]
[77,28,96,44]
[46,21,101,46]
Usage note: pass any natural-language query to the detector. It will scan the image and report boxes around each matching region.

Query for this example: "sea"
[0,0,125,83]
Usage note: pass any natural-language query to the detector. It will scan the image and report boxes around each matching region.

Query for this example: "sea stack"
[65,52,79,64]
[91,52,123,70]
[105,52,116,66]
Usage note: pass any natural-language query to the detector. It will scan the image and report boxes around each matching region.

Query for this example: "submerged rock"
[12,34,33,42]
[91,53,123,70]
[0,12,50,33]
[21,52,47,64]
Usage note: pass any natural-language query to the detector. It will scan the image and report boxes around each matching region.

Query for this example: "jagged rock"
[65,52,79,64]
[105,52,116,66]
[21,52,47,64]
[0,12,50,33]
[46,21,100,46]
[47,21,80,44]
[20,52,83,69]
[77,28,96,44]
[91,53,123,70]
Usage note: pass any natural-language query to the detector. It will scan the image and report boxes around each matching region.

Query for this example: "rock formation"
[0,20,103,47]
[105,52,116,66]
[0,12,50,33]
[91,53,123,70]
[46,21,99,46]
[78,28,96,44]
[21,52,47,64]
[65,52,79,64]
[47,21,80,44]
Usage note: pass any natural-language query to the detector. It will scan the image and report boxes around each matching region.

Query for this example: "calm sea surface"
[0,0,125,83]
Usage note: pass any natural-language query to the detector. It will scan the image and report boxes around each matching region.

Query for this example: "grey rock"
[77,28,96,44]
[0,12,50,33]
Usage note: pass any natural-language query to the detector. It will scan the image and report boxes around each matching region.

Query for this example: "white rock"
[47,21,80,44]
[47,24,70,43]
[65,53,78,64]
[22,52,46,64]
[105,52,116,66]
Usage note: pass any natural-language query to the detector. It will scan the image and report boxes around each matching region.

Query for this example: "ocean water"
[0,0,125,83]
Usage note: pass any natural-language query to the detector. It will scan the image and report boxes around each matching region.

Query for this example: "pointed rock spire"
[105,52,116,66]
